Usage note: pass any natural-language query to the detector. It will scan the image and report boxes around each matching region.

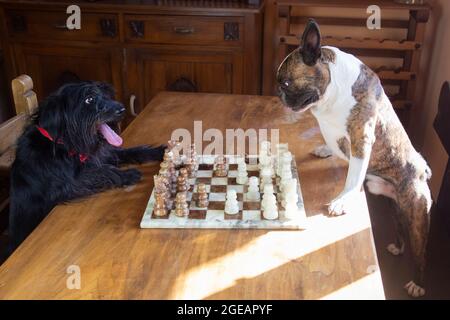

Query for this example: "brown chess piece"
[214,155,227,177]
[185,158,196,178]
[196,183,209,208]
[179,167,190,189]
[174,192,189,217]
[177,169,188,192]
[164,150,178,197]
[153,175,168,217]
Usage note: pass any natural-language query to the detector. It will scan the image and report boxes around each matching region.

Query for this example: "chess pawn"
[262,186,278,220]
[236,162,248,185]
[196,183,209,208]
[246,176,260,201]
[174,192,189,217]
[224,189,239,215]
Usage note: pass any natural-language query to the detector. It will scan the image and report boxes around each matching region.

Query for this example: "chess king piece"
[224,189,239,215]
[246,176,260,201]
[174,192,189,217]
[262,184,278,220]
[153,175,168,217]
[214,155,228,177]
[236,161,248,185]
[196,183,209,208]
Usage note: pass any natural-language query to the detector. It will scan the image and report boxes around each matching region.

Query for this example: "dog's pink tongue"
[99,123,123,147]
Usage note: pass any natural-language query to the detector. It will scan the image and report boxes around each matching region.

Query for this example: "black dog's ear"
[300,19,322,66]
[36,94,64,139]
[96,82,115,99]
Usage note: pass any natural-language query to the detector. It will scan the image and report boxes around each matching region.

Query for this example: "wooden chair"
[434,81,450,234]
[0,75,38,213]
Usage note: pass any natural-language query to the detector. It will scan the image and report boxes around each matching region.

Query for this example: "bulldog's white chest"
[309,46,363,161]
[312,109,350,161]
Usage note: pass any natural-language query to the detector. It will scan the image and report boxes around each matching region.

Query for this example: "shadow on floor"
[366,190,450,299]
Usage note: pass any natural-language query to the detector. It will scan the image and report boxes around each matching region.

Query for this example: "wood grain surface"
[0,92,385,299]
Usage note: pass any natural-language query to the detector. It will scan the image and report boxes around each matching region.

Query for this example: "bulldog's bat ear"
[300,19,322,66]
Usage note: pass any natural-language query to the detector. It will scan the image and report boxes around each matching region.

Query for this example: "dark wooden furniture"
[262,0,430,125]
[0,0,263,124]
[434,81,450,234]
[0,92,384,299]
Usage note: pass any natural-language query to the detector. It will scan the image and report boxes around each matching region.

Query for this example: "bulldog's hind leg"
[365,175,406,255]
[311,145,333,158]
[398,185,431,298]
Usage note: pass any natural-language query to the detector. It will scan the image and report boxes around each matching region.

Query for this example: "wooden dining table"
[0,92,385,299]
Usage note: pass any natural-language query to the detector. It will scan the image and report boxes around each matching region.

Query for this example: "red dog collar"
[36,125,88,163]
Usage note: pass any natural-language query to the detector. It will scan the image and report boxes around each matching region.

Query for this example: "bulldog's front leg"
[328,154,371,216]
[328,117,376,216]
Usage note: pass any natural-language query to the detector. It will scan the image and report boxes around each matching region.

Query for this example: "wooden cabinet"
[0,0,263,124]
[126,47,243,114]
[12,44,122,101]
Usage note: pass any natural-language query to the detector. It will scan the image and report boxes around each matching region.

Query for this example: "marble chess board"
[140,155,307,230]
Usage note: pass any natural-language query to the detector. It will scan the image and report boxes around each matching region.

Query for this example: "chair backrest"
[0,75,37,173]
[12,74,38,115]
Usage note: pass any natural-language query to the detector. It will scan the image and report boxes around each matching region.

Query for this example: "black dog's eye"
[84,97,95,105]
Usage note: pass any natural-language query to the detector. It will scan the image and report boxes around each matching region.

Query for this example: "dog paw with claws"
[387,243,404,256]
[120,168,142,186]
[328,192,355,216]
[404,281,425,298]
[311,145,333,158]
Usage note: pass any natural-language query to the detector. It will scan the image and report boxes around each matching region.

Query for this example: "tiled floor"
[1,192,450,299]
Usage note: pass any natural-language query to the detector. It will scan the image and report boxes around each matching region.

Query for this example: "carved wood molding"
[129,20,144,38]
[224,22,239,41]
[100,19,117,37]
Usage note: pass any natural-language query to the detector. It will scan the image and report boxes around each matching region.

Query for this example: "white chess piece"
[283,180,299,219]
[225,189,239,215]
[262,184,278,220]
[260,166,273,189]
[236,162,248,185]
[246,177,260,201]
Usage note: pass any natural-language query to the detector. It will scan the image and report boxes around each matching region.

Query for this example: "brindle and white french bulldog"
[277,19,432,298]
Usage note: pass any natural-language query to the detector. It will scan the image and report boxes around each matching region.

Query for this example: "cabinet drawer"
[124,15,243,47]
[5,9,119,42]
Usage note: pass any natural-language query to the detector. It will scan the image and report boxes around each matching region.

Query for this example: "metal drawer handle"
[129,94,137,117]
[173,26,194,34]
[54,23,68,30]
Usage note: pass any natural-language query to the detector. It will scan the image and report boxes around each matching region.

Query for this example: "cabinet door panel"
[127,48,242,114]
[13,44,122,101]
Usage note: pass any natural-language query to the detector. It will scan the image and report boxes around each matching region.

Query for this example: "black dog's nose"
[115,107,126,115]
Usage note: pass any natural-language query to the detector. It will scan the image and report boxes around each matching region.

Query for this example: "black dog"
[9,82,164,252]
